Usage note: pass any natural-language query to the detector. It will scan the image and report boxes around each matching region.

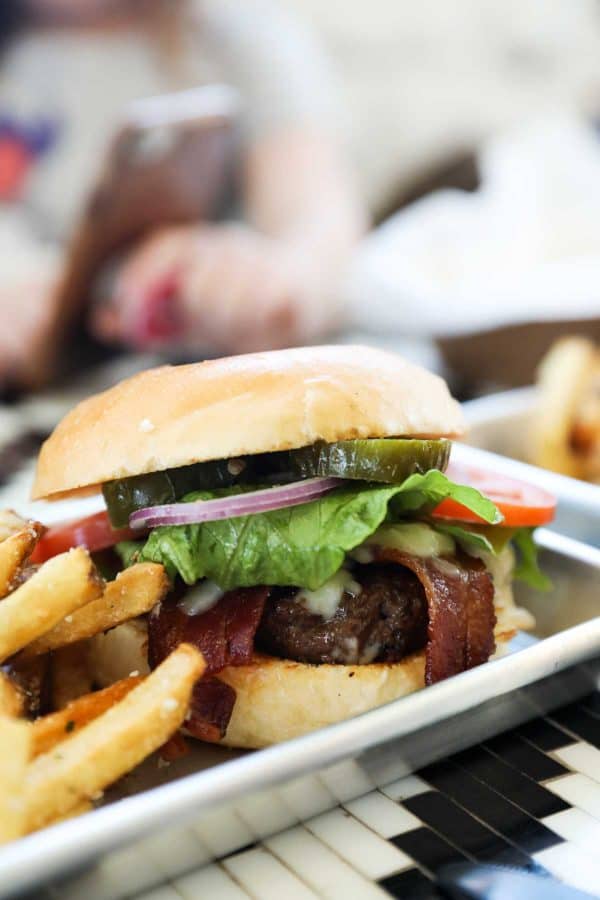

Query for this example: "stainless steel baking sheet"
[0,527,597,899]
[0,395,598,899]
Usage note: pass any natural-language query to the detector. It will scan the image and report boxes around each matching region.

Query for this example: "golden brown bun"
[220,641,517,750]
[218,653,427,748]
[88,600,520,751]
[33,345,464,499]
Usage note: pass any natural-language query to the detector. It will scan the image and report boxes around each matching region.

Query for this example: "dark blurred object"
[439,319,600,395]
[0,430,49,487]
[29,85,239,389]
[375,149,479,226]
[0,0,26,46]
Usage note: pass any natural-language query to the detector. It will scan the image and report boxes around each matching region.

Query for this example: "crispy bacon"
[148,586,268,741]
[374,549,496,685]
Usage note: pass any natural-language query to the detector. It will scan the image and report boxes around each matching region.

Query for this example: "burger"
[31,346,554,749]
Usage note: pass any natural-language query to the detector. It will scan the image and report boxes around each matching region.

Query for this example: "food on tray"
[0,520,205,842]
[26,345,554,753]
[533,337,600,481]
[25,643,204,832]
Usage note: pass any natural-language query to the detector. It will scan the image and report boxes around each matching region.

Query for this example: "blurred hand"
[0,276,61,390]
[91,224,342,354]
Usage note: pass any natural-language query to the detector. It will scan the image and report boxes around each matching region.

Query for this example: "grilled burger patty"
[256,564,428,666]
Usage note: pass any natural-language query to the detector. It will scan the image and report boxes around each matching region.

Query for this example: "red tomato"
[30,511,136,563]
[433,462,557,527]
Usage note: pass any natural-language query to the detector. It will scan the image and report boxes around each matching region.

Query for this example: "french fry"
[32,675,144,758]
[533,337,597,477]
[0,671,23,718]
[25,644,205,831]
[0,516,45,599]
[0,716,30,843]
[49,800,93,825]
[20,563,169,659]
[51,643,93,710]
[0,549,102,663]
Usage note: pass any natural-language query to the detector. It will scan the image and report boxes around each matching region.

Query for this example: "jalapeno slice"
[102,460,246,527]
[103,439,450,526]
[288,439,450,483]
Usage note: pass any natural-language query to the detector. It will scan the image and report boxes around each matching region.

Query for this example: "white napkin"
[346,113,600,337]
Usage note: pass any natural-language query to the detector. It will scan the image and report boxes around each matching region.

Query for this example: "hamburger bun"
[218,597,522,749]
[33,345,464,500]
[88,592,524,750]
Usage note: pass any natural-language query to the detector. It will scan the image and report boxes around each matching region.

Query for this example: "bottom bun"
[88,586,524,750]
[218,652,426,749]
[218,633,514,750]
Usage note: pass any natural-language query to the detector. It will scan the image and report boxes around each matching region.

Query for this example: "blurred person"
[0,0,365,389]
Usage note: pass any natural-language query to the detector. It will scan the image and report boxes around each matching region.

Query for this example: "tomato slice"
[30,511,137,564]
[433,462,557,527]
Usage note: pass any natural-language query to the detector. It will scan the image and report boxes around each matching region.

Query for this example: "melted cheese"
[178,580,223,616]
[365,523,455,558]
[297,569,362,621]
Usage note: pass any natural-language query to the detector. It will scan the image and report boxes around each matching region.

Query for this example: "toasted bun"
[88,597,522,751]
[218,653,427,748]
[33,345,464,499]
[219,641,517,750]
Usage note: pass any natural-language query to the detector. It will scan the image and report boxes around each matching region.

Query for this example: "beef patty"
[256,563,428,665]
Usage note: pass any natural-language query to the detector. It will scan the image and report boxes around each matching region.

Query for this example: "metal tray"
[0,442,599,898]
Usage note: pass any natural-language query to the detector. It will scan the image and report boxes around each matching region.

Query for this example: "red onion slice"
[129,477,344,530]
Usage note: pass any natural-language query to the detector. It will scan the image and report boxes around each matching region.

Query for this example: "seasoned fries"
[20,563,169,659]
[0,507,206,846]
[0,548,102,662]
[25,644,205,831]
[0,716,30,843]
[32,674,144,757]
[0,514,45,599]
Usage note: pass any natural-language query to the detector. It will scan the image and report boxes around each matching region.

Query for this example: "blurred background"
[3,0,600,412]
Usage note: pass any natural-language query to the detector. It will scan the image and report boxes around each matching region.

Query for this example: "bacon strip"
[148,586,268,741]
[374,549,496,685]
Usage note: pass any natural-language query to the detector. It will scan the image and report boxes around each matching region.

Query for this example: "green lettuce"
[432,521,550,590]
[512,528,552,591]
[134,469,500,590]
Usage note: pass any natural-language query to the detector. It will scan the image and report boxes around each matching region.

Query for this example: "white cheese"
[364,523,455,558]
[178,580,223,616]
[297,569,362,621]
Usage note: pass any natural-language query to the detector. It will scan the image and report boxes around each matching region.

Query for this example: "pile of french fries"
[0,510,206,842]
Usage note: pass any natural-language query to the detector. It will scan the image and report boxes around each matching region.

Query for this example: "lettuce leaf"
[433,521,550,591]
[137,469,499,590]
[431,522,495,556]
[512,528,552,591]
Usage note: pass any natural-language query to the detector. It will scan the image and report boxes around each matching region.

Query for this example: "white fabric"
[346,114,600,338]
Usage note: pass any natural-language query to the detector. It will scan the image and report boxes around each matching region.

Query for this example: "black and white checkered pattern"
[129,699,600,899]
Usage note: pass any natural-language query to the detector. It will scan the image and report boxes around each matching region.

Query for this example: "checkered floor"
[123,696,600,900]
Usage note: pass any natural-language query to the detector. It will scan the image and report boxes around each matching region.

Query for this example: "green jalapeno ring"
[103,438,450,527]
[288,438,450,483]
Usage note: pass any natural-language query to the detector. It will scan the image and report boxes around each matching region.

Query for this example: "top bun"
[33,345,465,499]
